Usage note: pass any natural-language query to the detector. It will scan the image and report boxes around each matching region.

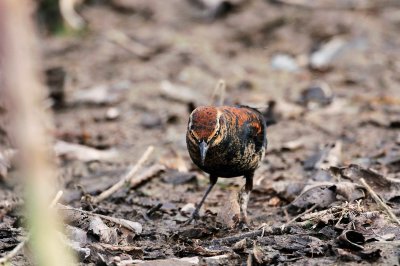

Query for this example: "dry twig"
[282,204,317,230]
[210,225,286,246]
[210,79,226,106]
[50,190,64,208]
[92,146,154,203]
[105,30,153,59]
[0,237,28,264]
[58,204,142,233]
[130,163,166,188]
[91,242,142,253]
[360,178,400,225]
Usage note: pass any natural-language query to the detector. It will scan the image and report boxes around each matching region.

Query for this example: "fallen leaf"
[114,219,142,235]
[252,243,264,264]
[232,238,247,252]
[65,225,87,245]
[336,248,361,262]
[331,164,400,201]
[290,181,365,209]
[337,230,365,251]
[261,180,305,202]
[88,216,118,244]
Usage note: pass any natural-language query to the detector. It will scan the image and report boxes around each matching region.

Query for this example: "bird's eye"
[190,130,196,139]
[212,128,221,140]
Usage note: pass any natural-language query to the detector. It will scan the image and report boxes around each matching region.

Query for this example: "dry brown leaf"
[291,181,365,209]
[88,216,118,244]
[331,164,400,201]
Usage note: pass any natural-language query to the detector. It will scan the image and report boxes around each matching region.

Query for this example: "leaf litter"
[1,0,400,265]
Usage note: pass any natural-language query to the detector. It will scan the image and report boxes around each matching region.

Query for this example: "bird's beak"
[199,141,208,166]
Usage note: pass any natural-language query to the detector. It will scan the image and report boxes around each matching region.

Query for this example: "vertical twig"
[0,1,75,265]
[210,79,226,106]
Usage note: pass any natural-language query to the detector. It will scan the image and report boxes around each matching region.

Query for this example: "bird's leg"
[239,172,253,226]
[184,175,218,225]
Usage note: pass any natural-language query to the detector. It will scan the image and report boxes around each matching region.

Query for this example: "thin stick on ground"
[105,30,153,59]
[0,237,28,264]
[210,79,226,106]
[92,146,154,203]
[57,204,142,233]
[282,204,317,230]
[130,163,165,188]
[50,190,64,208]
[360,178,400,226]
[210,225,288,246]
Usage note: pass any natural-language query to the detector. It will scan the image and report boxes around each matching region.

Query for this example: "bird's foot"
[237,214,252,230]
[238,220,250,231]
[182,210,200,226]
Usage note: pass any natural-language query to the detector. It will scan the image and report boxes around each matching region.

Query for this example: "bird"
[185,105,267,225]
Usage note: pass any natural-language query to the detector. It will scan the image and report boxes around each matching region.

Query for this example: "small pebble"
[106,107,120,120]
[180,203,196,216]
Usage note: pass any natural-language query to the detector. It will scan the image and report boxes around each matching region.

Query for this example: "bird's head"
[187,106,225,166]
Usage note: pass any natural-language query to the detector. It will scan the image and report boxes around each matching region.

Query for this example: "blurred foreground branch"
[0,0,75,265]
[0,191,65,264]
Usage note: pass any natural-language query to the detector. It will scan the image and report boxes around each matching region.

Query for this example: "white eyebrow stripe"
[188,112,200,141]
[188,112,194,130]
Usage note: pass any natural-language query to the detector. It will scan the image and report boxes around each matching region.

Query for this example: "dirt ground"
[1,0,400,265]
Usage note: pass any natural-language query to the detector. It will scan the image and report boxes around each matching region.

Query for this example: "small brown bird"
[185,105,267,225]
